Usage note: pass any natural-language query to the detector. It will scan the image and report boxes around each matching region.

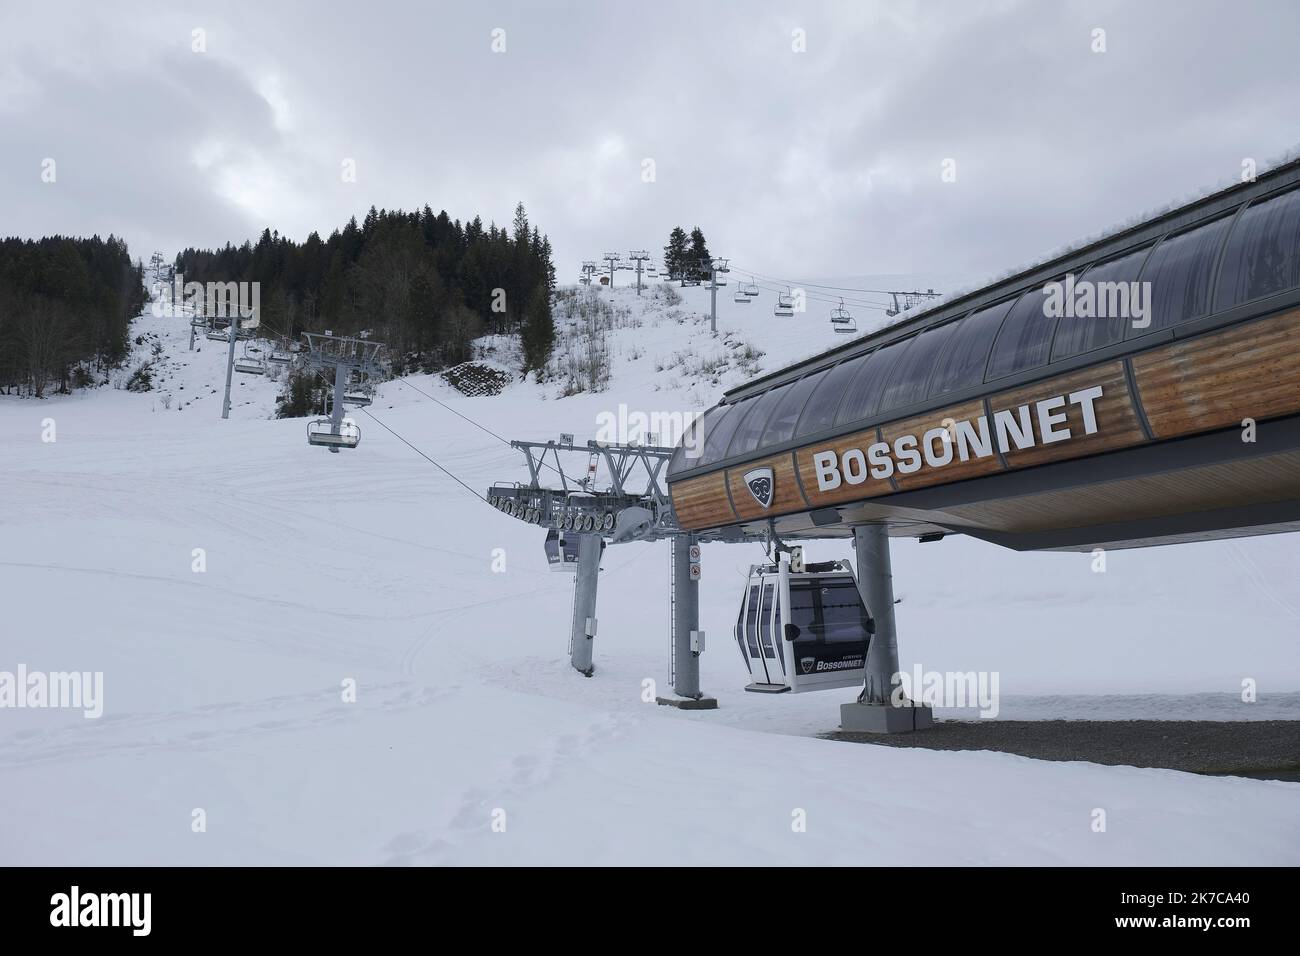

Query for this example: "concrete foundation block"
[656,696,719,710]
[840,701,934,733]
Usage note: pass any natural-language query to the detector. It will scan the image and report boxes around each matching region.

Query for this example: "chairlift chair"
[830,299,857,333]
[774,289,795,317]
[734,555,871,693]
[734,287,751,304]
[742,280,760,297]
[234,343,267,375]
[306,416,360,450]
[343,385,373,407]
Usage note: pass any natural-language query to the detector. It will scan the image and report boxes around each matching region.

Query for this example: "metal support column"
[855,523,898,703]
[708,269,717,334]
[568,533,601,676]
[672,534,700,698]
[657,533,717,709]
[328,364,348,455]
[841,523,932,732]
[221,319,238,420]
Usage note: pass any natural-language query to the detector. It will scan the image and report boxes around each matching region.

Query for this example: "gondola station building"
[665,158,1300,729]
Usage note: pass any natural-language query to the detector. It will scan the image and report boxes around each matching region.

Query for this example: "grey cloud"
[1,0,1297,291]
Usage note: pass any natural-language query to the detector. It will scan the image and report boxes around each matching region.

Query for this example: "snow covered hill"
[1,277,1297,865]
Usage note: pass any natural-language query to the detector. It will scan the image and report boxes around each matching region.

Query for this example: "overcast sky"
[3,0,1299,289]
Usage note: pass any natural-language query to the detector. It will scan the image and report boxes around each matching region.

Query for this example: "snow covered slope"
[1,280,1297,865]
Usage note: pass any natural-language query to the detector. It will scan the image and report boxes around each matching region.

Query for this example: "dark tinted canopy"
[1129,214,1233,336]
[667,404,727,474]
[985,283,1060,381]
[697,398,755,466]
[670,175,1300,479]
[1215,185,1300,311]
[1052,244,1153,361]
[928,300,1012,397]
[793,357,864,438]
[759,368,828,447]
[725,384,789,459]
[875,322,959,411]
[834,340,913,427]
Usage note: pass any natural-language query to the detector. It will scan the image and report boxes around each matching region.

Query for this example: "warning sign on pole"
[689,563,701,581]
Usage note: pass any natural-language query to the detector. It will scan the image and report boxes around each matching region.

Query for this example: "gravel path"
[826,720,1300,778]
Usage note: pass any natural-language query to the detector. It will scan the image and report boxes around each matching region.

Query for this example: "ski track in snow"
[0,682,451,769]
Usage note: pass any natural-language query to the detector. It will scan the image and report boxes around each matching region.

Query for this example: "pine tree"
[687,227,711,281]
[664,227,689,279]
[520,282,554,376]
[512,202,530,247]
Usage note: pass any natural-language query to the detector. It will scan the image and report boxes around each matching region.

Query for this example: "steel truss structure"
[487,436,716,705]
[487,437,683,538]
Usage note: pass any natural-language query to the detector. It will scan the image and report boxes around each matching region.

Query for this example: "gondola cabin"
[734,556,871,693]
[544,529,579,572]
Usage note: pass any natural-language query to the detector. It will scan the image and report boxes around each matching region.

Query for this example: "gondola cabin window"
[789,579,872,644]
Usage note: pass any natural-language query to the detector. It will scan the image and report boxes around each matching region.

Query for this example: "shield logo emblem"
[743,467,774,509]
[800,657,815,675]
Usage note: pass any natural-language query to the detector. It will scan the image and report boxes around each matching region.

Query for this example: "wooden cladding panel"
[726,452,807,521]
[671,309,1300,533]
[988,360,1146,469]
[1132,307,1300,439]
[669,471,736,530]
[793,427,896,506]
[879,399,1004,491]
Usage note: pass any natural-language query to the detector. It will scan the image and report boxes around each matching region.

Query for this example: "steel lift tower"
[703,257,729,333]
[602,252,621,288]
[628,250,652,296]
[488,437,717,707]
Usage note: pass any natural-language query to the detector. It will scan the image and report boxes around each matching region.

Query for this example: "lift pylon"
[488,435,716,706]
[300,332,387,452]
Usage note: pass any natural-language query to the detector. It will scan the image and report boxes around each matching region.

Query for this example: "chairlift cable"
[392,377,513,446]
[744,278,889,311]
[285,328,574,484]
[297,362,485,504]
[729,265,941,301]
[735,275,888,311]
[358,407,489,504]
